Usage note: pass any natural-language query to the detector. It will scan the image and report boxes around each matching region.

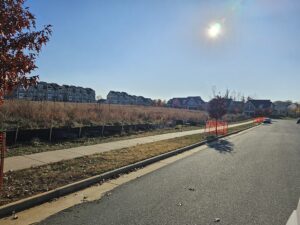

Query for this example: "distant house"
[287,103,299,117]
[106,91,153,106]
[206,98,244,114]
[228,101,245,114]
[97,99,106,104]
[244,100,273,117]
[167,98,185,108]
[167,96,206,110]
[8,82,96,103]
[273,101,292,116]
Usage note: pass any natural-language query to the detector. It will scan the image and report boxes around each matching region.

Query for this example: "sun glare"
[207,22,222,39]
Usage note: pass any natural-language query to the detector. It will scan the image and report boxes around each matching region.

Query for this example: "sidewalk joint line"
[22,155,47,164]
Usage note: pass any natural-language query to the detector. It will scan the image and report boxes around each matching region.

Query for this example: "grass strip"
[0,123,256,206]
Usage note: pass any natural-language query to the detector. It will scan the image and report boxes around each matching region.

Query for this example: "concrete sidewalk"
[4,121,253,172]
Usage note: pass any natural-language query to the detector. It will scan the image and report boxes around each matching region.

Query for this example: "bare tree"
[208,95,228,135]
[224,88,230,99]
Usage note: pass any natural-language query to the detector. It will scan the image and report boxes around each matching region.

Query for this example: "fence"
[0,132,5,191]
[205,120,228,135]
[4,122,203,146]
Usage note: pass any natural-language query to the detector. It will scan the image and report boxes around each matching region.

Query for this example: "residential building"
[167,96,206,110]
[228,101,245,114]
[273,101,292,116]
[106,91,153,106]
[244,99,273,117]
[287,103,300,117]
[8,82,96,103]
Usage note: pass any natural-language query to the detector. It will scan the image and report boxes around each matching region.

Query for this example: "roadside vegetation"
[0,100,209,130]
[0,100,249,130]
[6,124,203,157]
[1,123,256,206]
[6,119,252,158]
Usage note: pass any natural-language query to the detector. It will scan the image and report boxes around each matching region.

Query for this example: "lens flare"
[205,0,246,40]
[207,22,222,39]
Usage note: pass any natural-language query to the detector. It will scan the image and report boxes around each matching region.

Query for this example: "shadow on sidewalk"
[207,139,234,154]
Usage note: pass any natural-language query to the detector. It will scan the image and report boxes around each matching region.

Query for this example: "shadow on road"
[207,139,234,154]
[262,123,272,126]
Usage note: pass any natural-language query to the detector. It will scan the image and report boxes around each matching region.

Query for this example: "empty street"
[38,120,300,225]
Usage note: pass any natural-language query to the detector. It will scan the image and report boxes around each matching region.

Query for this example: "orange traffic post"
[205,120,228,136]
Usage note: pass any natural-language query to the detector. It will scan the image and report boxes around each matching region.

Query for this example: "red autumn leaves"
[0,0,52,103]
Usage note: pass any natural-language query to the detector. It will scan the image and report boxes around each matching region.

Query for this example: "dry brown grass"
[0,123,256,206]
[1,133,206,206]
[0,100,208,129]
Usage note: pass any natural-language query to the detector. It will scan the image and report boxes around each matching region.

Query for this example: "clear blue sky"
[27,0,300,102]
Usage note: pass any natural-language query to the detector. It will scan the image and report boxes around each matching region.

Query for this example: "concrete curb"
[0,124,258,218]
[286,199,300,225]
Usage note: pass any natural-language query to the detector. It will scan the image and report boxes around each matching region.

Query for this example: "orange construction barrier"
[254,117,265,123]
[0,132,5,191]
[205,120,228,135]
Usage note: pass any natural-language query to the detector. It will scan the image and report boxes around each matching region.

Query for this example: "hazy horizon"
[27,0,300,102]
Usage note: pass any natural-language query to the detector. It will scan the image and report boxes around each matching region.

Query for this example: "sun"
[207,22,222,39]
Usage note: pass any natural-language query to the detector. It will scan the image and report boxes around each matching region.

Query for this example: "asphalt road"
[39,120,300,225]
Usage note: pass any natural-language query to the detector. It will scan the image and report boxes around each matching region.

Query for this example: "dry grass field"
[0,100,208,129]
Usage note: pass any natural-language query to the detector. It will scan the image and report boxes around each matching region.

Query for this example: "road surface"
[39,120,300,225]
